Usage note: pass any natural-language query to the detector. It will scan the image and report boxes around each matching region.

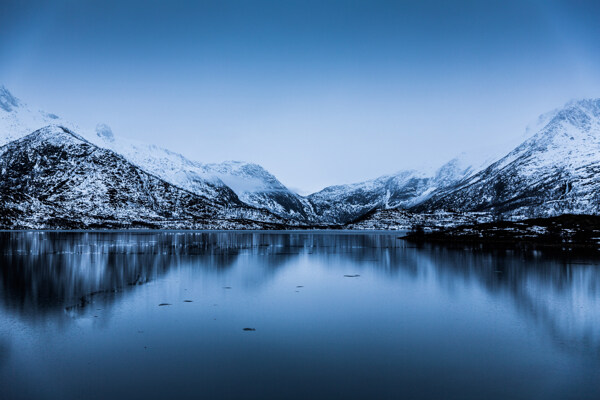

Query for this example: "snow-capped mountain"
[307,107,556,225]
[0,85,83,145]
[0,126,288,229]
[203,161,317,221]
[321,98,600,226]
[97,135,316,221]
[307,153,491,224]
[4,83,600,230]
[98,136,242,205]
[307,170,431,223]
[412,99,600,218]
[1,85,315,221]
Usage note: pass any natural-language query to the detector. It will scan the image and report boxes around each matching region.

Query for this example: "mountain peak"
[561,98,600,118]
[534,98,600,136]
[564,98,600,112]
[0,85,20,112]
[23,125,88,146]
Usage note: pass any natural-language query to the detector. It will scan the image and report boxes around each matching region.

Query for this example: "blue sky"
[2,0,600,193]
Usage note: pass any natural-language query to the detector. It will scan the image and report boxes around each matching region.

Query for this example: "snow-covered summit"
[306,99,600,223]
[0,125,289,229]
[0,86,86,146]
[0,85,315,220]
[16,124,87,146]
[93,132,314,219]
[204,160,285,193]
[200,160,317,221]
[307,153,491,223]
[490,98,600,173]
[4,83,600,228]
[412,98,600,217]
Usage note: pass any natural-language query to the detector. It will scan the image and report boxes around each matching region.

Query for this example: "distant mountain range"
[1,85,599,229]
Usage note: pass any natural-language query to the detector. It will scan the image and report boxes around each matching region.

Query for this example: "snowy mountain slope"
[6,83,600,229]
[0,86,242,205]
[307,153,490,224]
[98,136,316,221]
[314,100,600,226]
[0,126,289,229]
[203,161,317,221]
[413,99,600,217]
[1,85,315,221]
[0,85,84,145]
[307,170,430,223]
[99,136,242,205]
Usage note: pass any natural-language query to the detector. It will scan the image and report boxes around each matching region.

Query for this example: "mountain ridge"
[0,85,314,221]
[410,98,600,218]
[0,126,290,229]
[3,84,600,229]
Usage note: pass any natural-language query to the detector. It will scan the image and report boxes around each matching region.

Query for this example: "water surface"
[1,231,599,399]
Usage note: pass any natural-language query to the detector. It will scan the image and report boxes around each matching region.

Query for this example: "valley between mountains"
[2,85,600,231]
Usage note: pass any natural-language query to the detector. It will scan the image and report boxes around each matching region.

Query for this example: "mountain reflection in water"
[0,231,599,400]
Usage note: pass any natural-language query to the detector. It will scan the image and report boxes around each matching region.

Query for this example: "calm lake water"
[0,231,599,400]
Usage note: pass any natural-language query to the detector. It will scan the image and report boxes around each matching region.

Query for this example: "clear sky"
[2,0,600,194]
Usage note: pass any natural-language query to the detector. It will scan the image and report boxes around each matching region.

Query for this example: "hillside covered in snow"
[0,126,288,229]
[1,85,315,222]
[2,84,600,230]
[413,99,600,217]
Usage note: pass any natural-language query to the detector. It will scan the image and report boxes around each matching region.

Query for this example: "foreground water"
[0,231,599,400]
